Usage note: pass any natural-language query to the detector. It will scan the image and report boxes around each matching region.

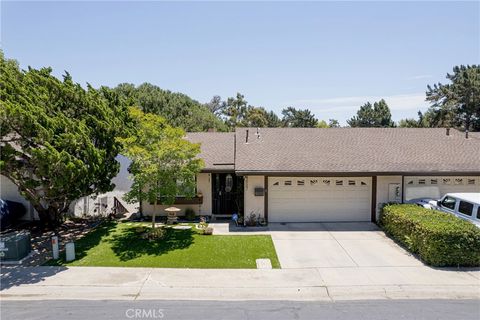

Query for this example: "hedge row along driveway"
[380,204,480,267]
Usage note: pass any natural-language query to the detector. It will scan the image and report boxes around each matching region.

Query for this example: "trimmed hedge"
[379,204,480,267]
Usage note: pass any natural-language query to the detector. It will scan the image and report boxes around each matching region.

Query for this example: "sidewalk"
[1,266,479,301]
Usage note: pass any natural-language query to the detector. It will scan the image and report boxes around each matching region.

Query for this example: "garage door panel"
[268,177,372,222]
[404,176,480,201]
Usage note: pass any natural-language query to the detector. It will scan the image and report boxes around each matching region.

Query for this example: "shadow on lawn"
[45,221,117,265]
[108,227,195,261]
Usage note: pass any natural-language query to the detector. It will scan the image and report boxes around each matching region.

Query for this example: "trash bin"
[0,230,31,261]
[65,242,75,262]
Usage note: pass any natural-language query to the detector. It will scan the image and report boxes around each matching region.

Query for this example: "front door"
[212,173,241,215]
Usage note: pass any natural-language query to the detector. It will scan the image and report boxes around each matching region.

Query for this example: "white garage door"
[268,177,372,222]
[404,176,480,201]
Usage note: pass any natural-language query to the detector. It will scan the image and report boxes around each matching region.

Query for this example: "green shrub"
[142,227,166,241]
[184,208,196,221]
[380,204,480,267]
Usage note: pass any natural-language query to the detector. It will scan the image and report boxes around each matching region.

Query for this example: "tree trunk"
[152,200,157,229]
[34,204,63,230]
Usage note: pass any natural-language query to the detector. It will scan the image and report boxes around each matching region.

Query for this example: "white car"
[413,193,480,228]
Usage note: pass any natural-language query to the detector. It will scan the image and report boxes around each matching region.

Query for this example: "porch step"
[212,215,233,221]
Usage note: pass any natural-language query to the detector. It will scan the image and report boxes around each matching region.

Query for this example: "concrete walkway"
[1,222,478,301]
[1,266,479,301]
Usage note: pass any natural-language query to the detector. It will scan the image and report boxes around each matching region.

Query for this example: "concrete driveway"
[270,222,423,269]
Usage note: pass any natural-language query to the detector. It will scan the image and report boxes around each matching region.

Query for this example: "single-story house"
[0,155,137,220]
[143,127,480,223]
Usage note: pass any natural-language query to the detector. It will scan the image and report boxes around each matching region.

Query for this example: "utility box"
[254,187,264,196]
[0,231,31,262]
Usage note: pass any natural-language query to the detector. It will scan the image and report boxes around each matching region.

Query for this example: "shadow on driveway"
[268,222,379,232]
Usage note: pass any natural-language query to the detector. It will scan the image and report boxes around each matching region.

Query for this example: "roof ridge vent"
[446,127,450,136]
[245,129,249,144]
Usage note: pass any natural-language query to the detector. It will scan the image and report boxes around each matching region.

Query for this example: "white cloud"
[284,93,430,124]
[408,74,433,80]
[291,93,427,112]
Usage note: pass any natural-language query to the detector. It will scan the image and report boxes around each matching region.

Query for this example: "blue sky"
[2,1,479,124]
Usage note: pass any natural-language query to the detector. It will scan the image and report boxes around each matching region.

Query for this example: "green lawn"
[45,221,280,268]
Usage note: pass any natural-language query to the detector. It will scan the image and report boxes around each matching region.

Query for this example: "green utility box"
[0,231,31,262]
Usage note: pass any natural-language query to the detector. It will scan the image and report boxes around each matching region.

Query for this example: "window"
[361,181,367,186]
[477,207,480,219]
[225,174,233,192]
[284,180,292,186]
[468,179,476,185]
[348,180,356,186]
[176,178,196,197]
[442,178,451,185]
[273,181,279,186]
[430,179,438,185]
[335,180,343,186]
[407,180,414,185]
[322,179,331,186]
[454,178,463,185]
[310,179,318,186]
[297,180,305,186]
[441,196,456,210]
[458,201,473,216]
[418,179,426,185]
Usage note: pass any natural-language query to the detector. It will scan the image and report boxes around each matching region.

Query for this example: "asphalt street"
[1,299,479,320]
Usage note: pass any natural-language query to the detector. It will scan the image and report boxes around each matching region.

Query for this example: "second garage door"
[268,177,372,222]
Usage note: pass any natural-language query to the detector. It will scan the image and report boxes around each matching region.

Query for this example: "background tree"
[113,83,227,132]
[328,119,341,128]
[398,111,427,128]
[426,65,480,131]
[347,99,395,127]
[243,106,269,127]
[205,95,227,117]
[223,93,248,128]
[316,120,329,128]
[281,107,318,127]
[265,110,282,127]
[0,53,129,227]
[118,108,203,228]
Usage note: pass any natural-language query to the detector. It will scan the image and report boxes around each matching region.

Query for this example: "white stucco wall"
[244,175,265,218]
[70,155,138,217]
[142,173,212,217]
[0,175,38,220]
[111,154,133,192]
[376,175,402,220]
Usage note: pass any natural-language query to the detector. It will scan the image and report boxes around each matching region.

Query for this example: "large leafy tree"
[347,99,395,127]
[426,65,480,131]
[118,108,203,228]
[114,83,227,132]
[0,53,129,226]
[281,107,318,127]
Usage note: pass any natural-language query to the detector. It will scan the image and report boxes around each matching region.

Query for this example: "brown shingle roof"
[186,132,235,171]
[234,128,480,174]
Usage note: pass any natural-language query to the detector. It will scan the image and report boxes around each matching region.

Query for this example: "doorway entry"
[212,173,243,216]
